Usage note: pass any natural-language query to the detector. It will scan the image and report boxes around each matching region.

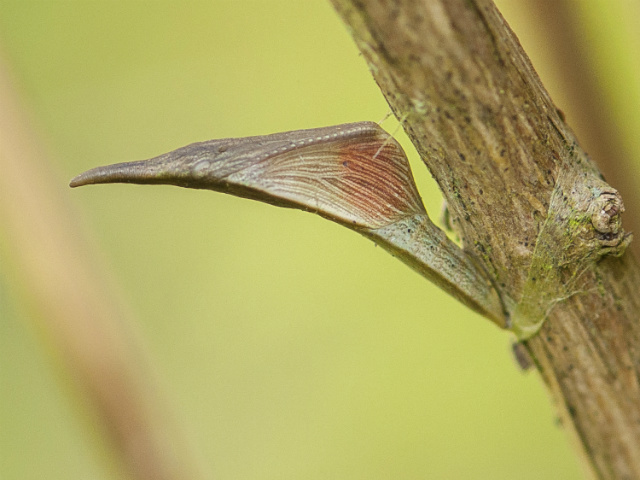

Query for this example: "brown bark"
[329,1,640,479]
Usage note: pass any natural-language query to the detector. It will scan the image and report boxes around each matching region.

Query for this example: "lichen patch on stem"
[511,165,631,339]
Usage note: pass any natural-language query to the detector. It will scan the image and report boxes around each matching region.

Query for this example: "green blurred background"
[2,1,639,479]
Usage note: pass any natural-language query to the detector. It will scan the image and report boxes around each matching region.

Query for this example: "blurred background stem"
[0,52,204,480]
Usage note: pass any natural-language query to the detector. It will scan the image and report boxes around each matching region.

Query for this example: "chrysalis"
[71,122,505,326]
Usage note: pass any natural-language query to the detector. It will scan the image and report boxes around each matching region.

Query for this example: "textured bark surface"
[330,1,640,479]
